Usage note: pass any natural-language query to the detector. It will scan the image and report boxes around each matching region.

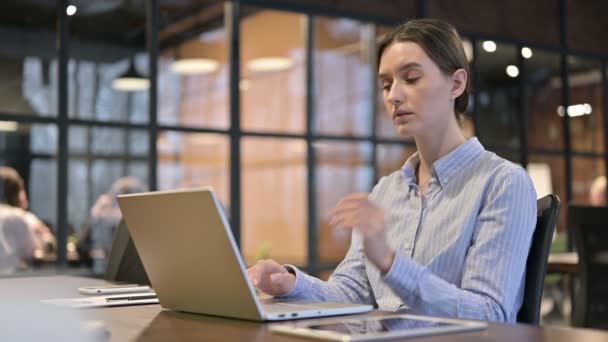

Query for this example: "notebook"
[117,187,372,321]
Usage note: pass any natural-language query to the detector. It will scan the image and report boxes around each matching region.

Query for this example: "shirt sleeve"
[383,167,537,322]
[276,177,393,305]
[278,230,375,305]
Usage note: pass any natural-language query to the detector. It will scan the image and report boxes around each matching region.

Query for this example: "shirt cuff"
[276,264,306,298]
[383,252,426,298]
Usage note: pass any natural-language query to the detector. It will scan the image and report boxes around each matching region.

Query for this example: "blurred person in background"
[84,176,146,273]
[589,176,606,206]
[0,167,55,273]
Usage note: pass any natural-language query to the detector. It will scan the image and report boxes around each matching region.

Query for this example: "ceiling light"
[247,57,293,73]
[170,58,219,75]
[482,41,497,53]
[66,5,77,16]
[112,60,149,91]
[521,47,533,59]
[506,65,519,78]
[0,121,18,132]
[557,103,592,117]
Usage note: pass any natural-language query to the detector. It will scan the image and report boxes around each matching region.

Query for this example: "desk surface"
[1,275,607,342]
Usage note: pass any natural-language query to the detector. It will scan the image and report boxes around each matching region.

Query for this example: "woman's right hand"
[247,259,296,296]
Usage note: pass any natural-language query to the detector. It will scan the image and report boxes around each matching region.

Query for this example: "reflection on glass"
[525,50,562,150]
[376,143,416,178]
[241,10,305,133]
[572,157,605,205]
[242,138,306,265]
[316,141,373,263]
[568,57,603,153]
[67,56,149,123]
[314,17,373,137]
[157,131,229,206]
[0,56,56,116]
[159,22,228,128]
[528,154,565,232]
[476,42,519,148]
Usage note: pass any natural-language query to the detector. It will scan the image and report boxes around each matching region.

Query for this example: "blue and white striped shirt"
[284,137,537,323]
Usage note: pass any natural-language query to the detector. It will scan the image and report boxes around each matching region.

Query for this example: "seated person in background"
[589,176,606,206]
[87,177,146,271]
[247,19,537,323]
[0,167,55,273]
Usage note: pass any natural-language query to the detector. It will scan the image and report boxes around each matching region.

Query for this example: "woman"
[0,167,55,272]
[247,19,537,323]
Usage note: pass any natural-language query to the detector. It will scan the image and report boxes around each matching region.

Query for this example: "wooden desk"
[1,275,607,342]
[547,252,579,274]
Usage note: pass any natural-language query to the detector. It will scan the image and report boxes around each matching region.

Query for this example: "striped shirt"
[283,137,537,323]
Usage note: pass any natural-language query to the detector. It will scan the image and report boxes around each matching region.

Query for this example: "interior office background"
[0,0,606,278]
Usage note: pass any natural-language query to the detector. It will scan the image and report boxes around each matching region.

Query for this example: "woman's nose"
[387,84,404,106]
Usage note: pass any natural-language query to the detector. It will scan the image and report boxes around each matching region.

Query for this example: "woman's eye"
[381,84,391,91]
[405,78,420,84]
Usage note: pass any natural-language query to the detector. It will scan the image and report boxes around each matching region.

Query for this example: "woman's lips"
[394,111,413,119]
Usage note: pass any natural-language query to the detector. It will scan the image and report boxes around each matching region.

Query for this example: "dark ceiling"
[0,0,222,48]
[0,0,606,65]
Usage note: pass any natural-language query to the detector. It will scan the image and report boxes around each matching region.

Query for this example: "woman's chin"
[395,126,415,138]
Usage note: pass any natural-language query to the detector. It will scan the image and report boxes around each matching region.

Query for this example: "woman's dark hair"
[377,19,471,117]
[0,166,25,207]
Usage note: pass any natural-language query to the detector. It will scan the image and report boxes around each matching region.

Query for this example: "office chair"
[569,205,608,329]
[517,194,561,325]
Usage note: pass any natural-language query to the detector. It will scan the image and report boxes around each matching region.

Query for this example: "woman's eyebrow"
[378,62,423,80]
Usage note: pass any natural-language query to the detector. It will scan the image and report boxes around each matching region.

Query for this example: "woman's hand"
[247,259,296,296]
[330,193,395,273]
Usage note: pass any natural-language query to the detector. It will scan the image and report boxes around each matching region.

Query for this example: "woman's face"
[378,41,459,138]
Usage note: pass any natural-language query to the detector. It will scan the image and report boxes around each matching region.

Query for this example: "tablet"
[269,314,487,341]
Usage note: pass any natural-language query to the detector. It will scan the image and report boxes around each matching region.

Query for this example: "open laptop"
[117,187,373,321]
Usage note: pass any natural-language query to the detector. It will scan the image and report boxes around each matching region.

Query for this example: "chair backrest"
[569,205,608,329]
[517,194,561,324]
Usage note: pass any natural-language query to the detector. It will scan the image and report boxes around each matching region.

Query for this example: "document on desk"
[41,292,159,308]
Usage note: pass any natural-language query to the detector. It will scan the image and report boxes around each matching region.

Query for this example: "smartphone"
[78,284,151,295]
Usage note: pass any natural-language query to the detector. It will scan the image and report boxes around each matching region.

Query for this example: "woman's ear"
[450,69,467,99]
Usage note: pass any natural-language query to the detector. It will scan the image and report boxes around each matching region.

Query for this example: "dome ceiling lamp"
[169,46,220,75]
[112,57,149,92]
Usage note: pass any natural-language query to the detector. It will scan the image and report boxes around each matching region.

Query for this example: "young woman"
[247,19,537,323]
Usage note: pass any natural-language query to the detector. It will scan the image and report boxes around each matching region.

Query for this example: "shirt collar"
[401,137,485,187]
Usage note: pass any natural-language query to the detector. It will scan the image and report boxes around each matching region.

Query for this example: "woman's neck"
[415,119,467,181]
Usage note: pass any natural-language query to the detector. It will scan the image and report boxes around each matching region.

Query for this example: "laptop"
[105,220,150,286]
[117,187,373,321]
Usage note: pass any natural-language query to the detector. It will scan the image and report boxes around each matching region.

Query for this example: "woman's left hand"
[330,193,395,273]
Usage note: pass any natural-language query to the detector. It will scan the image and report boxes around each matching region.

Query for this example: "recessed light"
[482,41,496,53]
[521,47,533,59]
[506,65,519,78]
[66,5,77,16]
